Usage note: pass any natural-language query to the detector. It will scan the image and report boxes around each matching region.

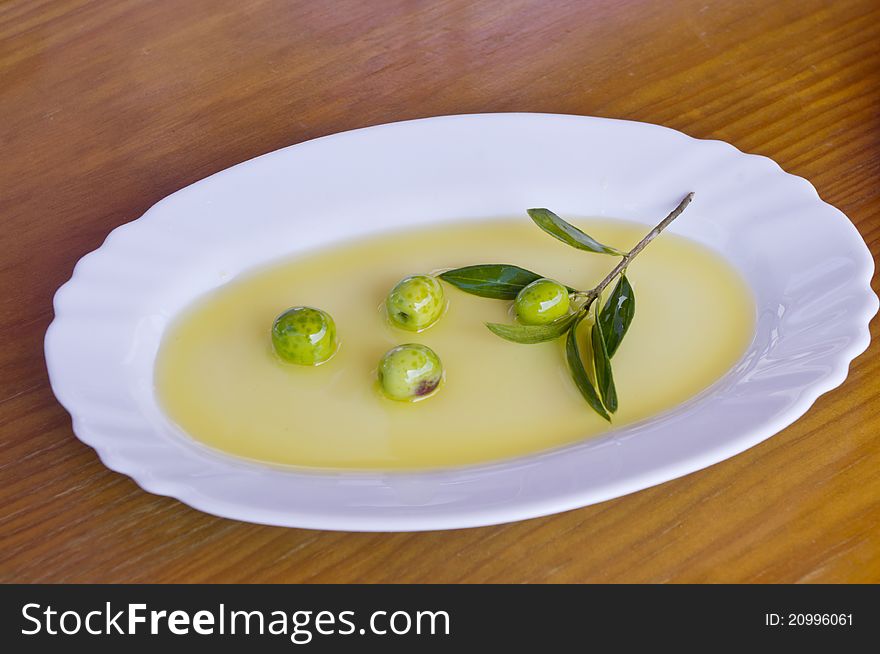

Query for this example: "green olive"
[385,274,446,332]
[377,343,443,402]
[514,278,570,325]
[271,306,337,365]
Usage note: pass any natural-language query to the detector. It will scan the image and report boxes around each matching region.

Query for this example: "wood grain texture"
[1,0,878,583]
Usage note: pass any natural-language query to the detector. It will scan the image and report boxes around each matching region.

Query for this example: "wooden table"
[2,0,878,583]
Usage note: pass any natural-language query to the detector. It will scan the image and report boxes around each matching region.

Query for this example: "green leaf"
[438,264,544,300]
[599,274,636,357]
[526,208,623,256]
[591,304,618,413]
[485,311,579,344]
[565,315,610,421]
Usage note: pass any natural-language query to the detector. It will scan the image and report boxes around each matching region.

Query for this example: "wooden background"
[1,0,878,583]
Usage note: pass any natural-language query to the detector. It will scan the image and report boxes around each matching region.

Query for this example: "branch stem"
[573,192,694,305]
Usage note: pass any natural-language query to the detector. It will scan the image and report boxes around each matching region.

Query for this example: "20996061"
[765,613,853,626]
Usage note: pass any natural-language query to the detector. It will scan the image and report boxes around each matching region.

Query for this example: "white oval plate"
[45,114,877,531]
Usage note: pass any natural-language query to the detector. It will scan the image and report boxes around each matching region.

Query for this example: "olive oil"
[155,218,754,470]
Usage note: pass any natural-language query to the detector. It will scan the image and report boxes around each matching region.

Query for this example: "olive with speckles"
[377,343,443,402]
[271,306,337,365]
[514,278,570,325]
[385,274,446,331]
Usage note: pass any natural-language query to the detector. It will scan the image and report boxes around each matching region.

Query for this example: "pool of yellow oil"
[155,218,754,470]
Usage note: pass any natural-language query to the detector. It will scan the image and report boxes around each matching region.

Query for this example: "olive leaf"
[439,264,544,300]
[599,274,635,358]
[439,264,576,299]
[485,311,580,344]
[527,208,623,256]
[591,303,618,413]
[565,314,610,421]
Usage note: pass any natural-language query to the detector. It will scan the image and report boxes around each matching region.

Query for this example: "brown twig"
[573,192,695,307]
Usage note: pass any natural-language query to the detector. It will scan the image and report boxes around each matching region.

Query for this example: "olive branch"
[437,193,695,420]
